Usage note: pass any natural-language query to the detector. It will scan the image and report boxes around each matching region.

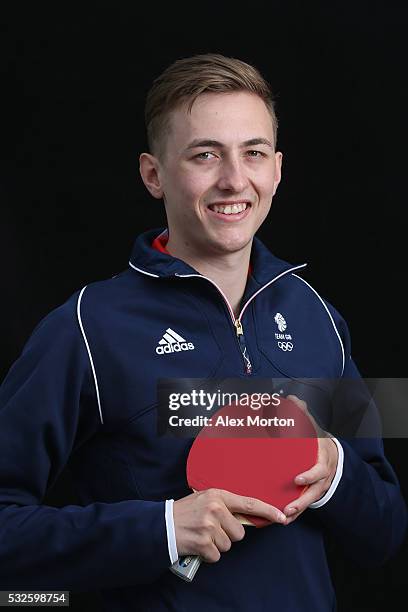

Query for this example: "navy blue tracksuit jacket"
[0,229,406,611]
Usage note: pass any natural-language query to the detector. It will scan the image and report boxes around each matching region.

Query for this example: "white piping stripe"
[291,274,345,376]
[129,261,160,278]
[77,287,104,425]
[238,264,308,321]
[176,264,308,325]
[129,257,307,335]
[175,273,236,322]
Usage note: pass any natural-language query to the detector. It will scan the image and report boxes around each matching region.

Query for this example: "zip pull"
[235,319,252,375]
[235,319,243,336]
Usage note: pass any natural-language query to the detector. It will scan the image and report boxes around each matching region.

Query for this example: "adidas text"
[156,342,195,355]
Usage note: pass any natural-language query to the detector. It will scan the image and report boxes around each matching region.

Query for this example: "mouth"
[206,201,252,221]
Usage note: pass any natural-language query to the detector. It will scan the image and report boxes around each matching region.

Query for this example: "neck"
[166,239,251,318]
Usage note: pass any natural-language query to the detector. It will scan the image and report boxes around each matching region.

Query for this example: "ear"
[273,151,283,196]
[139,153,164,199]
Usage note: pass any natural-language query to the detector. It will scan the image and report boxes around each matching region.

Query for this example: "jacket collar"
[129,228,306,285]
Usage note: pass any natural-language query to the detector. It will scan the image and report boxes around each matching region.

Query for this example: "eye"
[195,151,217,160]
[246,150,265,158]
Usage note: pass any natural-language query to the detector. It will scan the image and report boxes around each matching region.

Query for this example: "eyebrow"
[185,137,274,151]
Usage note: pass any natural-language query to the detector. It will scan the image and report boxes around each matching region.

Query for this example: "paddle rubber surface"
[186,397,319,527]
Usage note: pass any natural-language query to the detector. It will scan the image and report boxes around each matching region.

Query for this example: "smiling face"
[139,91,282,262]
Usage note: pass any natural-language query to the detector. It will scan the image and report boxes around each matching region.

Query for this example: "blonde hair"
[145,53,278,160]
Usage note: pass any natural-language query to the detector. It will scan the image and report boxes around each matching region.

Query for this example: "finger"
[199,524,233,563]
[295,462,329,486]
[283,509,303,525]
[220,489,287,524]
[199,536,222,563]
[202,491,246,542]
[218,508,246,543]
[212,526,233,554]
[283,481,327,516]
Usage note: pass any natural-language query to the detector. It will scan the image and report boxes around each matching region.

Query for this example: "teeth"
[212,202,248,215]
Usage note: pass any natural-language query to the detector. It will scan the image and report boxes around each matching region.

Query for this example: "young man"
[0,54,406,611]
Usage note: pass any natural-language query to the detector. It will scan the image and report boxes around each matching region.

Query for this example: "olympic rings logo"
[277,341,293,352]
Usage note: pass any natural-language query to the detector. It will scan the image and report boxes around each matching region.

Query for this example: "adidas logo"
[155,328,195,355]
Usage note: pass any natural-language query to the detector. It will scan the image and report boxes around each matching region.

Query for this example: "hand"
[282,395,339,525]
[173,488,287,562]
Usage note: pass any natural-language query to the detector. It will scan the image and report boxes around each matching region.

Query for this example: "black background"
[1,2,407,610]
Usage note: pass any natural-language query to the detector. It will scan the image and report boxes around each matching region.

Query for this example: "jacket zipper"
[133,263,307,375]
[173,265,307,375]
[235,319,252,375]
[173,273,254,375]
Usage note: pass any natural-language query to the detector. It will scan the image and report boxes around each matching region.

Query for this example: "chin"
[210,235,252,255]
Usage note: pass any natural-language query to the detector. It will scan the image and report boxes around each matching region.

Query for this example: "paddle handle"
[170,554,202,581]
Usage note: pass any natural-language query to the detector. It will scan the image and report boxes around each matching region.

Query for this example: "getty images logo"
[155,328,195,355]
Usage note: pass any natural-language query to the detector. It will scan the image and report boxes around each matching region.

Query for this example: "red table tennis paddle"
[170,396,319,581]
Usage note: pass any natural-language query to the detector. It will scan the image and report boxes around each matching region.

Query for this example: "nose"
[216,156,249,193]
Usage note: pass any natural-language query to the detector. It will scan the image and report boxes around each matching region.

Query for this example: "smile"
[210,202,248,215]
[207,201,252,221]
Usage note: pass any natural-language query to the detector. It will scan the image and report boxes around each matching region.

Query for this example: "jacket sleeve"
[309,304,408,567]
[0,295,171,590]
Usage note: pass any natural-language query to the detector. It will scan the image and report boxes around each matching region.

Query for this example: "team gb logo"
[274,313,287,332]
